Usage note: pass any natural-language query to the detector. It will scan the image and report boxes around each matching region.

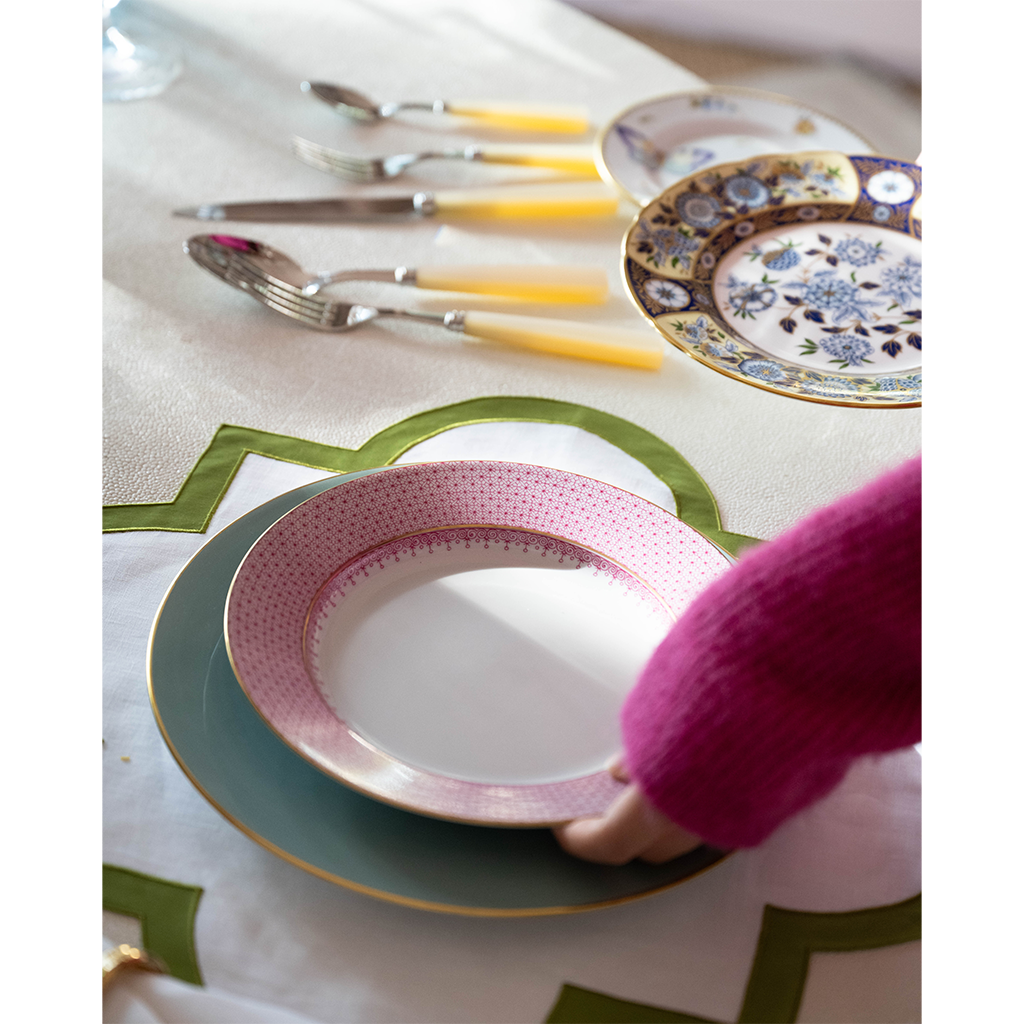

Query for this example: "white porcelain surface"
[225,461,731,824]
[623,152,922,406]
[309,548,671,785]
[599,88,875,204]
[711,220,922,373]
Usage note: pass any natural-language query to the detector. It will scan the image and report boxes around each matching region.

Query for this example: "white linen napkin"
[103,938,323,1024]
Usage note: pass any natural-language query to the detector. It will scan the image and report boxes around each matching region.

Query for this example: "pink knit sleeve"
[620,455,921,849]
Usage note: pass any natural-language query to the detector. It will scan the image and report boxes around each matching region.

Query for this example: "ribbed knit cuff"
[621,456,921,848]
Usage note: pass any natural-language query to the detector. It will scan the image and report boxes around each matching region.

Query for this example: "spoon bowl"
[184,235,609,303]
[300,81,394,122]
[301,81,590,134]
[182,235,660,368]
[301,81,444,123]
[192,234,315,289]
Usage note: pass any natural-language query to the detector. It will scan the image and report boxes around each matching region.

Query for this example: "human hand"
[553,758,704,865]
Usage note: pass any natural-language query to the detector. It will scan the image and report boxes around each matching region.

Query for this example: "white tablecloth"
[103,0,920,540]
[102,2,922,1020]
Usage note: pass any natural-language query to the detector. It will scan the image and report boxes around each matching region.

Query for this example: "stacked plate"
[597,88,921,408]
[150,88,920,916]
[149,462,734,915]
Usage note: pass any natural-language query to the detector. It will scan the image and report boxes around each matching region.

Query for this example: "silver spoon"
[301,81,589,133]
[183,235,659,368]
[186,235,608,303]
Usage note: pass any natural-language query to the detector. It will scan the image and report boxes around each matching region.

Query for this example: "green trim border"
[102,398,759,555]
[546,893,921,1023]
[98,868,918,1016]
[102,864,204,985]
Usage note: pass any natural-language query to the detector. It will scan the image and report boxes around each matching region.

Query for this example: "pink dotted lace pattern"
[307,525,667,641]
[305,527,671,719]
[225,461,731,825]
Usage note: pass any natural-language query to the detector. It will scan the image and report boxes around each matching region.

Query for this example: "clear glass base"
[103,25,182,102]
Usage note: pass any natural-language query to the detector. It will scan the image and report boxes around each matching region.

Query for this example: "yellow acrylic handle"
[461,311,663,369]
[432,182,619,219]
[446,102,589,134]
[477,144,599,177]
[415,265,607,304]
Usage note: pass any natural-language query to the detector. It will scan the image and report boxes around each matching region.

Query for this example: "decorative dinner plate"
[224,461,732,827]
[622,151,922,407]
[598,88,875,206]
[149,471,730,915]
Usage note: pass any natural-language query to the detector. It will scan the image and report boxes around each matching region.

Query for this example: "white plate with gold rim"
[598,87,875,206]
[224,461,732,827]
[151,469,732,915]
[622,151,921,407]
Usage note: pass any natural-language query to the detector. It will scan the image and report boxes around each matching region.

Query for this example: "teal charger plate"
[148,470,729,915]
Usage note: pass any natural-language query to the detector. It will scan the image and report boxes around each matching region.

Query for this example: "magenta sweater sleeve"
[620,455,921,849]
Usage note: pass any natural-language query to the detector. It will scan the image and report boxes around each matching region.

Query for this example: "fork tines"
[190,240,348,330]
[291,136,385,183]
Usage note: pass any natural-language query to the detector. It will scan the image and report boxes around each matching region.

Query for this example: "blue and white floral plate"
[598,88,875,206]
[622,151,921,408]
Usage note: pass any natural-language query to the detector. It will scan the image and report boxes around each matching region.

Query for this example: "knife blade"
[173,182,621,222]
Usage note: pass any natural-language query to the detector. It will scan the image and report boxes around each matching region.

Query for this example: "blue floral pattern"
[818,334,874,368]
[722,174,771,209]
[802,375,857,398]
[721,224,922,367]
[677,315,712,344]
[869,373,921,396]
[878,255,922,307]
[669,314,740,359]
[793,271,879,323]
[763,247,800,271]
[770,159,848,201]
[676,192,722,228]
[633,214,700,271]
[644,279,690,309]
[623,152,921,406]
[725,274,778,318]
[688,95,739,112]
[866,169,916,204]
[834,237,885,266]
[738,358,786,381]
[630,156,861,276]
[614,125,662,172]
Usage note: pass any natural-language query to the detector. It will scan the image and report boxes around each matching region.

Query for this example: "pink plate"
[224,462,732,826]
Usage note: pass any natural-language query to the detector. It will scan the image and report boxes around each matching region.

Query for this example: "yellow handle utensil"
[432,181,619,219]
[476,143,599,176]
[461,311,663,369]
[414,265,607,303]
[445,102,590,134]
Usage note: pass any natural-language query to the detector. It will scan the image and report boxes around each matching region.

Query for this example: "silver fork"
[291,136,598,184]
[186,235,457,332]
[292,136,485,184]
[184,236,663,369]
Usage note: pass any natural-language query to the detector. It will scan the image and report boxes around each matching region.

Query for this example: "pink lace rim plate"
[224,462,732,825]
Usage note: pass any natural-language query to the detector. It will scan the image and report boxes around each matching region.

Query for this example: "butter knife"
[173,182,620,222]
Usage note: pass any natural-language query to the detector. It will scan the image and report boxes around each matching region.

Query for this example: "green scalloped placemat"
[102,864,204,985]
[104,399,917,1017]
[545,894,921,1023]
[102,397,758,555]
[99,865,919,1018]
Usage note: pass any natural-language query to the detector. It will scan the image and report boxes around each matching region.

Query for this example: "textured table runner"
[104,402,920,1023]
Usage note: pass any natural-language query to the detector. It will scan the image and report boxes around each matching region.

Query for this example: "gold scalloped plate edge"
[621,150,922,408]
[148,668,733,917]
[220,460,733,827]
[145,470,735,916]
[596,86,878,205]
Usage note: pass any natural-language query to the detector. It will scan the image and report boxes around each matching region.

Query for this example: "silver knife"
[173,182,620,223]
